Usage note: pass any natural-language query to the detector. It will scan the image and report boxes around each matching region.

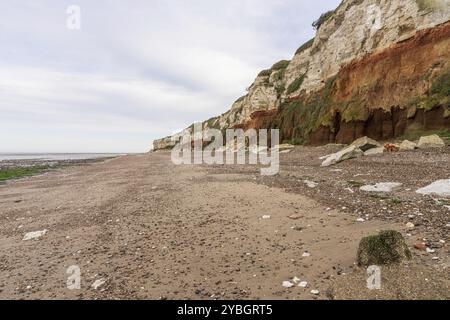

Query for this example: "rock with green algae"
[357,230,411,267]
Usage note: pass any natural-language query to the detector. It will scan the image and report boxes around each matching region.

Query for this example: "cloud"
[0,0,341,153]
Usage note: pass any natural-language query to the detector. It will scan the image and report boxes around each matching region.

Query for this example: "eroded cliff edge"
[153,0,450,150]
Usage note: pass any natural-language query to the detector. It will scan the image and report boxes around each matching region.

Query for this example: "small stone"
[356,218,365,223]
[304,180,318,188]
[310,290,320,295]
[406,222,415,229]
[23,229,48,241]
[91,278,107,290]
[262,215,271,220]
[426,248,436,254]
[299,281,308,288]
[414,243,427,251]
[282,281,294,288]
[288,214,303,220]
[302,252,311,258]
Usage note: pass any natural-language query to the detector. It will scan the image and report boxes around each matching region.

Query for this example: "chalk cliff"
[153,0,450,149]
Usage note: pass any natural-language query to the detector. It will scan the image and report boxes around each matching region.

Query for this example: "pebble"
[426,248,436,254]
[23,229,48,241]
[406,222,415,229]
[299,281,308,288]
[302,252,311,258]
[91,278,107,290]
[282,281,294,288]
[356,218,365,223]
[310,290,320,295]
[414,243,427,251]
[262,215,271,220]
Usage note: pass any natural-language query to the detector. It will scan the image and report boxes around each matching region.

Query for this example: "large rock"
[399,140,417,151]
[321,145,364,167]
[417,135,446,149]
[350,137,382,152]
[364,147,385,156]
[357,230,412,267]
[416,179,450,198]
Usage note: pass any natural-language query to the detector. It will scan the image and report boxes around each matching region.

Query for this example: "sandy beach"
[0,148,448,300]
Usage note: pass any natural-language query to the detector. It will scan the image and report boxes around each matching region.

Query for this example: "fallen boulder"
[416,179,450,198]
[321,145,364,167]
[364,147,385,156]
[357,230,411,267]
[351,137,382,152]
[417,135,445,149]
[399,140,417,151]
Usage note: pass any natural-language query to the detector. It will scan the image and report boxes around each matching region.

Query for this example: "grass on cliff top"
[0,166,50,182]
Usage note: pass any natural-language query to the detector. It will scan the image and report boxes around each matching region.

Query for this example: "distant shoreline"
[0,154,125,182]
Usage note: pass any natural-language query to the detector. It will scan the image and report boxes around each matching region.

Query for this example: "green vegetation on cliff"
[286,74,306,95]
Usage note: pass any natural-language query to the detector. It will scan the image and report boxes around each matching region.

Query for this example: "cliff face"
[153,0,450,150]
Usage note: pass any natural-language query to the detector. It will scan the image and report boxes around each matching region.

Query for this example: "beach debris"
[417,135,445,149]
[360,182,402,193]
[23,229,48,241]
[357,230,411,267]
[91,278,107,290]
[384,143,400,152]
[416,180,450,198]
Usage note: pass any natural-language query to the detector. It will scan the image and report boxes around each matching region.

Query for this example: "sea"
[0,153,126,161]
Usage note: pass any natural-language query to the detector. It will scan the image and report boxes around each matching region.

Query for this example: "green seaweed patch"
[357,230,412,267]
[0,166,50,182]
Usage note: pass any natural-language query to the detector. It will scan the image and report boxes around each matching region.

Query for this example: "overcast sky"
[0,0,341,153]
